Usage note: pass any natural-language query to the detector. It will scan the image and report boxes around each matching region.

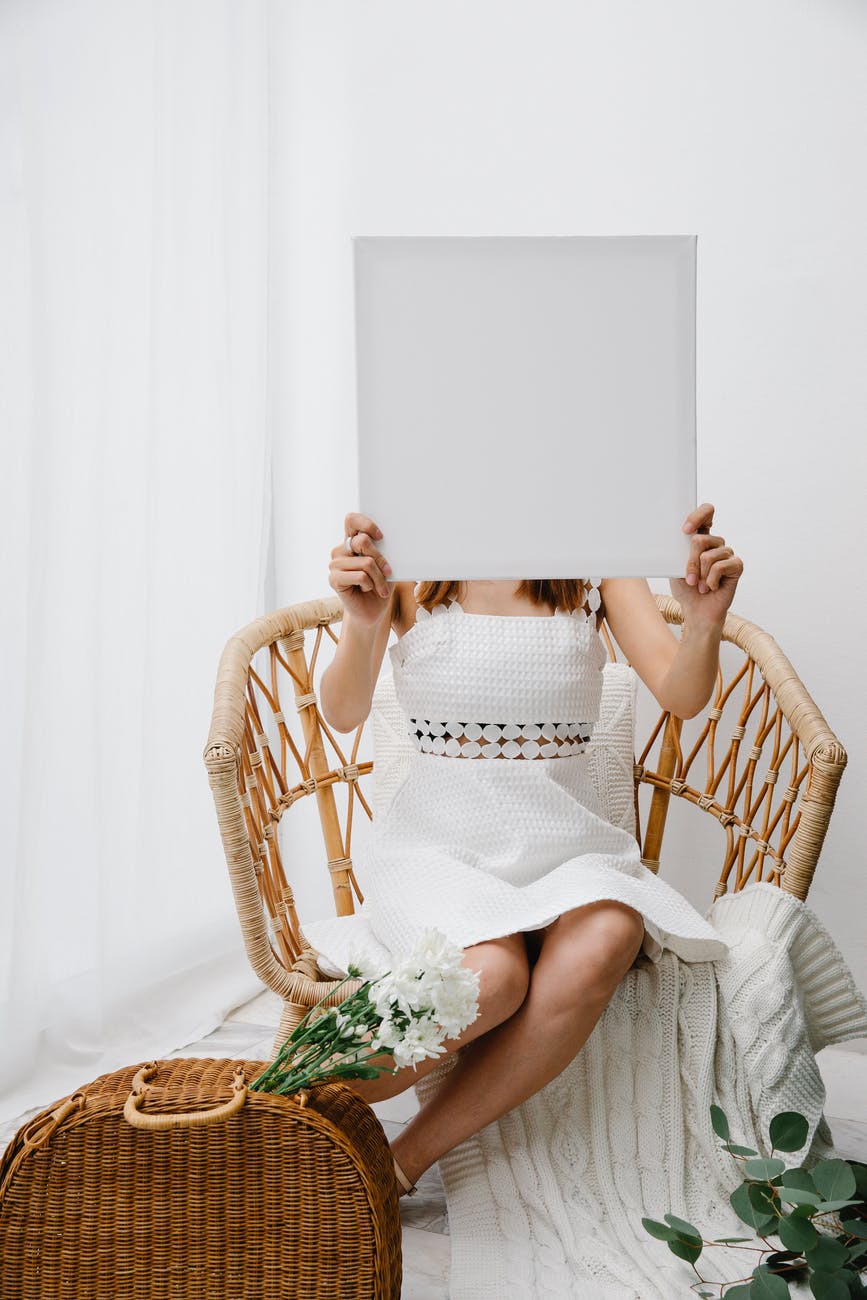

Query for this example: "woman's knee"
[462,933,531,1024]
[539,900,646,990]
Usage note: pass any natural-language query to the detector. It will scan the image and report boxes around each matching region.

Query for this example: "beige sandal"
[392,1153,418,1197]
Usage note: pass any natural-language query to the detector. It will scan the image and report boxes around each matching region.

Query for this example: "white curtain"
[0,0,273,1125]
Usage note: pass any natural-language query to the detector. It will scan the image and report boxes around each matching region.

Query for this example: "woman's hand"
[328,512,394,627]
[669,502,744,627]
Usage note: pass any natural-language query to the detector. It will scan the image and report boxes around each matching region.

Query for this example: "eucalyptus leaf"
[811,1198,862,1214]
[777,1212,818,1252]
[750,1265,791,1298]
[805,1235,848,1271]
[748,1182,780,1216]
[840,1218,867,1240]
[807,1270,850,1300]
[811,1160,857,1202]
[724,1143,761,1157]
[780,1167,817,1194]
[731,1183,777,1232]
[745,1158,787,1181]
[776,1185,822,1207]
[768,1111,810,1153]
[764,1249,805,1271]
[711,1103,731,1141]
[663,1213,702,1245]
[641,1217,677,1241]
[667,1236,703,1264]
[722,1287,755,1299]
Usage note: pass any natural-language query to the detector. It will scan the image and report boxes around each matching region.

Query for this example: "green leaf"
[711,1103,731,1141]
[847,1239,867,1266]
[811,1159,857,1202]
[776,1185,822,1207]
[724,1143,761,1157]
[641,1217,677,1241]
[748,1182,780,1216]
[722,1286,755,1298]
[808,1271,850,1300]
[750,1265,791,1298]
[663,1213,702,1245]
[812,1198,862,1214]
[805,1235,848,1271]
[731,1182,777,1232]
[769,1111,810,1153]
[777,1212,818,1252]
[840,1218,867,1240]
[745,1158,788,1181]
[713,1237,755,1244]
[780,1167,817,1194]
[666,1236,703,1264]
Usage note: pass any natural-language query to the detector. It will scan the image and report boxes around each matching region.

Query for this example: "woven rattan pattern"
[0,1057,402,1299]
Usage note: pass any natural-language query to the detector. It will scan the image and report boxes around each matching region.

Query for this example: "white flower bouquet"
[248,928,480,1097]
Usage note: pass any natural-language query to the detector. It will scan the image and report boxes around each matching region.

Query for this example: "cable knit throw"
[413,882,867,1299]
[303,662,867,1298]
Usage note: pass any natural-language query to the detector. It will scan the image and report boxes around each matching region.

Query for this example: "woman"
[319,503,744,1199]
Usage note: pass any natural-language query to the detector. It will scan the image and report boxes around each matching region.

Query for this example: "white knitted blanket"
[412,881,867,1300]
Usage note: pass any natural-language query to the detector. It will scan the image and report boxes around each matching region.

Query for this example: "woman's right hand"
[329,512,394,627]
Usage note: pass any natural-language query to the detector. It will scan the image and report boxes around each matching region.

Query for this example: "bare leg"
[390,900,646,1187]
[331,931,532,1106]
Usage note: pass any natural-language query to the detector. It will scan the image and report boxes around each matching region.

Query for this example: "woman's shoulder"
[391,581,419,637]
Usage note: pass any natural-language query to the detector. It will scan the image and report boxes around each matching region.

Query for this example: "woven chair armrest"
[203,596,343,762]
[653,595,844,766]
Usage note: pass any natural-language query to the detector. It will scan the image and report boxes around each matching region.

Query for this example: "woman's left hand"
[669,502,744,627]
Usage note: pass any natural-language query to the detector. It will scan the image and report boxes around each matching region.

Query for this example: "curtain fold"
[0,0,273,1125]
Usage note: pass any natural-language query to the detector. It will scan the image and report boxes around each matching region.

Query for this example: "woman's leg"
[390,899,646,1187]
[336,931,532,1105]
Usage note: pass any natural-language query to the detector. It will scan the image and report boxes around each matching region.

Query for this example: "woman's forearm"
[319,612,384,732]
[657,617,723,720]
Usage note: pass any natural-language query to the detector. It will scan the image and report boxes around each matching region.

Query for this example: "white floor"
[2,985,865,1299]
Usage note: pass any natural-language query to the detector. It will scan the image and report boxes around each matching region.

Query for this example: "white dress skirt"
[304,584,732,979]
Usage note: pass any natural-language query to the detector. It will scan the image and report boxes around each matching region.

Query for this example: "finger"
[345,512,383,541]
[334,553,391,597]
[685,534,726,584]
[683,502,715,535]
[340,532,393,581]
[699,556,743,593]
[697,545,733,583]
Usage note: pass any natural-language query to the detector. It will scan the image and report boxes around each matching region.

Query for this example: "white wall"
[268,1,866,1010]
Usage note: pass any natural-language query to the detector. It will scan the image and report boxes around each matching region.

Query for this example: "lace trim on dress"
[408,718,594,759]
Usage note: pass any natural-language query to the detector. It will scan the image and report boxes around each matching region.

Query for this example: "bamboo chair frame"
[203,595,846,1062]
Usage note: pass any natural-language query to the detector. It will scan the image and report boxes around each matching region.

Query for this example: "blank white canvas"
[353,235,696,580]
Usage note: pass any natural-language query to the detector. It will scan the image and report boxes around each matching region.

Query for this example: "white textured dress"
[308,582,732,976]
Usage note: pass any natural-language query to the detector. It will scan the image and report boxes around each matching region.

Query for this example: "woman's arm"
[599,503,744,721]
[320,595,397,732]
[320,512,399,732]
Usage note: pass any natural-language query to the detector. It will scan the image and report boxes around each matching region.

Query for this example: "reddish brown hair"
[412,579,605,624]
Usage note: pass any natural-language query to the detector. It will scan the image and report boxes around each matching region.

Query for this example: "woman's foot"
[391,1150,418,1198]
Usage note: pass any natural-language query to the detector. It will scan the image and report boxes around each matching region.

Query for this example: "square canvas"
[353,235,696,580]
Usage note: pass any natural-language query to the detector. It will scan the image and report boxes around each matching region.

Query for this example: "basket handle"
[123,1061,249,1130]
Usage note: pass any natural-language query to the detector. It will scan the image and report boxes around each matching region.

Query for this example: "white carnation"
[346,943,388,983]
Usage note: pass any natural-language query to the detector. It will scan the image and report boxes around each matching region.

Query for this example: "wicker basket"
[0,1057,402,1299]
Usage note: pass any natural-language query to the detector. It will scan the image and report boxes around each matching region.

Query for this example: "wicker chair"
[203,595,846,1062]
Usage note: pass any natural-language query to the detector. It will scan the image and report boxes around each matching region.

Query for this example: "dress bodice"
[388,584,608,759]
